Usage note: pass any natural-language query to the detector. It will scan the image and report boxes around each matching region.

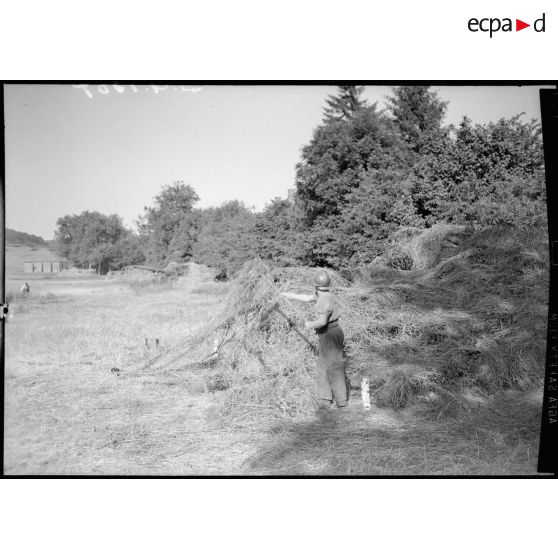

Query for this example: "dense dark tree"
[295,103,413,266]
[252,198,302,266]
[410,115,545,228]
[296,105,409,227]
[323,85,366,122]
[167,211,202,263]
[386,86,448,154]
[337,170,423,265]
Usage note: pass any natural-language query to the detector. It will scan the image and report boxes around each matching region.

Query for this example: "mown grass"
[4,276,241,475]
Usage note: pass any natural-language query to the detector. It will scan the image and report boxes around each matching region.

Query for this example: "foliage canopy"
[54,87,546,274]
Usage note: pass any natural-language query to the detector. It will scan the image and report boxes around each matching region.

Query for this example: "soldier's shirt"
[314,292,338,324]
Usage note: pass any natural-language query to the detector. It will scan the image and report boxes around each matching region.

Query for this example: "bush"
[410,116,545,230]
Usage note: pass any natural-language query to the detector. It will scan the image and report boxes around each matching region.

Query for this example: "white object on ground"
[361,377,371,409]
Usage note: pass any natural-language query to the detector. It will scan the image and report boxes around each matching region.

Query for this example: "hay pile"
[126,224,547,424]
[138,260,356,423]
[359,225,548,408]
[379,224,471,270]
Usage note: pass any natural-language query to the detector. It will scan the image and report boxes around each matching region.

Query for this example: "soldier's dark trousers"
[316,321,348,407]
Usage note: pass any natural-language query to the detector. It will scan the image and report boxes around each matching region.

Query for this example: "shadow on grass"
[243,390,543,476]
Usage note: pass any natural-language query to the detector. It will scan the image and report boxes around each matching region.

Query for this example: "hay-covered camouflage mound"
[121,224,547,424]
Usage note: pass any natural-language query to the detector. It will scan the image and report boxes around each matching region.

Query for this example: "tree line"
[6,228,48,247]
[54,86,546,276]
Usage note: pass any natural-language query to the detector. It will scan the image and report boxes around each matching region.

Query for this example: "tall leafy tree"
[387,86,448,154]
[138,181,200,265]
[167,211,202,263]
[192,201,257,277]
[55,211,129,273]
[252,198,302,266]
[409,115,545,228]
[337,170,423,265]
[295,103,412,266]
[297,105,407,226]
[323,85,366,122]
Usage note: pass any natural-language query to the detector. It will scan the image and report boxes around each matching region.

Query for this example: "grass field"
[4,269,545,476]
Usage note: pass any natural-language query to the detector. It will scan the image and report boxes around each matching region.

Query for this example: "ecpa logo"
[468,12,546,37]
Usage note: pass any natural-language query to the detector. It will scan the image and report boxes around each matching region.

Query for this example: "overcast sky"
[4,84,550,239]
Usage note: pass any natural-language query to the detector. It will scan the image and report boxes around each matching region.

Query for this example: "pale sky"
[4,84,551,239]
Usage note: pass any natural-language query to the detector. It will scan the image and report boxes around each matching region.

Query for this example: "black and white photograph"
[2,82,554,476]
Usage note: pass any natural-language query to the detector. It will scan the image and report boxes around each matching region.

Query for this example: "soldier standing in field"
[280,270,348,411]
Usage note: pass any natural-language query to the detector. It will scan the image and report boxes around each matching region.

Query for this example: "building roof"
[23,248,68,263]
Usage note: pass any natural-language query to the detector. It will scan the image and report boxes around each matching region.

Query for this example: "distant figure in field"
[20,282,30,296]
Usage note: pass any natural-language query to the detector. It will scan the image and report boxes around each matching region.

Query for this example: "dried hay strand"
[375,368,428,409]
[127,258,316,375]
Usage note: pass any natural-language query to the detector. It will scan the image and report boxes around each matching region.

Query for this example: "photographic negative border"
[538,87,558,474]
[1,80,557,478]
